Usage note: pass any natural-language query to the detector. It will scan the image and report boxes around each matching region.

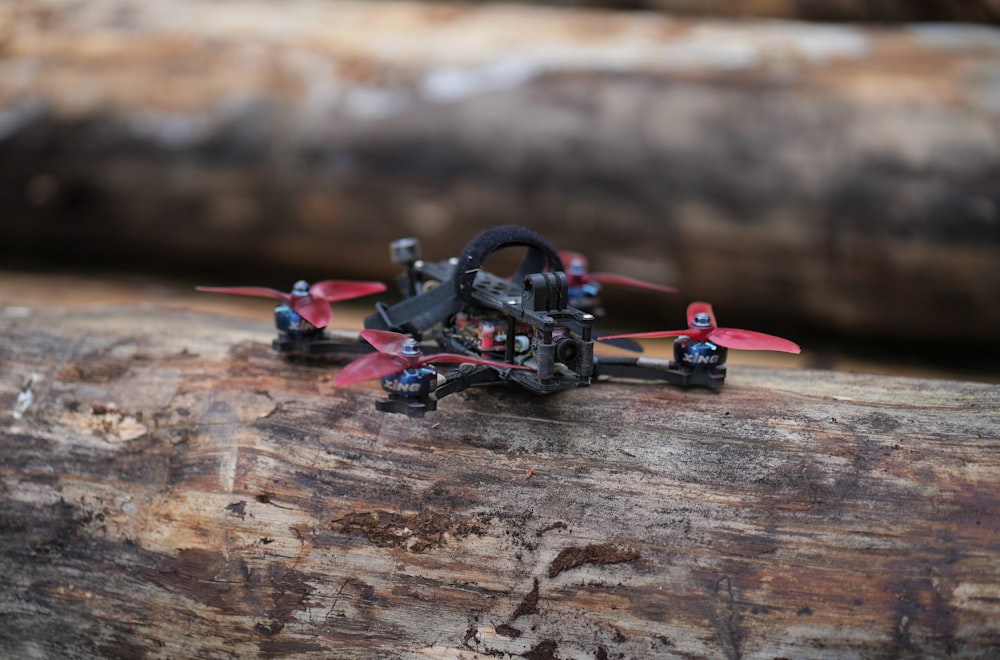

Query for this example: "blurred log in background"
[470,0,1000,22]
[0,0,998,374]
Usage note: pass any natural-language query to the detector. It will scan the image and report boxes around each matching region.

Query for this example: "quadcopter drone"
[198,225,800,417]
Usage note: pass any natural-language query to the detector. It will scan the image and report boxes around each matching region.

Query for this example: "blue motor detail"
[381,366,437,400]
[674,336,727,372]
[568,282,601,311]
[275,304,319,337]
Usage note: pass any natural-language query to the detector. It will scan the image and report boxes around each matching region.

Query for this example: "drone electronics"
[198,225,801,417]
[360,225,597,415]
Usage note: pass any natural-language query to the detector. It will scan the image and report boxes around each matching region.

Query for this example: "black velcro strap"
[453,225,565,302]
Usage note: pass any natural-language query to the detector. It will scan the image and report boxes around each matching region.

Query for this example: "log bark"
[1,302,999,657]
[0,1,999,344]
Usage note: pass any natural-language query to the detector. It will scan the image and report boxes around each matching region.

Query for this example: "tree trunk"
[1,302,998,657]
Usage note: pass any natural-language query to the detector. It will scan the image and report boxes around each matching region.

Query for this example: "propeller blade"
[597,329,693,342]
[310,280,386,303]
[290,296,334,328]
[590,272,678,295]
[194,285,291,303]
[686,301,717,330]
[335,344,532,388]
[333,352,407,386]
[360,329,414,356]
[593,332,644,353]
[600,300,800,354]
[708,328,801,354]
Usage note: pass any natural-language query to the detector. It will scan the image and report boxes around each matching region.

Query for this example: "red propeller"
[599,301,801,353]
[561,251,678,295]
[196,279,386,329]
[334,330,531,386]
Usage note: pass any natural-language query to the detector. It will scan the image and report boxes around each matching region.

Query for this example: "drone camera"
[555,336,581,365]
[391,237,421,265]
[522,272,569,312]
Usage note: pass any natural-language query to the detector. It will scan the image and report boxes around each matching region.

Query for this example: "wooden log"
[461,0,1000,23]
[0,1,999,344]
[1,301,998,657]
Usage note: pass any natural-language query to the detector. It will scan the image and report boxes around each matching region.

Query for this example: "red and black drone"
[198,225,799,417]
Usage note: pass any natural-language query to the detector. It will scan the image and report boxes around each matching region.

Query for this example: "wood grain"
[1,303,998,657]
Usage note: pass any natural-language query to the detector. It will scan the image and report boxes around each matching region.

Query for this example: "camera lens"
[555,337,579,365]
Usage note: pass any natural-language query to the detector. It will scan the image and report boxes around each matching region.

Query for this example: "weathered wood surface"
[1,303,998,658]
[1,0,999,343]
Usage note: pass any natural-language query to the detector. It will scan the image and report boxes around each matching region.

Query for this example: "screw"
[400,338,422,357]
[692,312,712,327]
